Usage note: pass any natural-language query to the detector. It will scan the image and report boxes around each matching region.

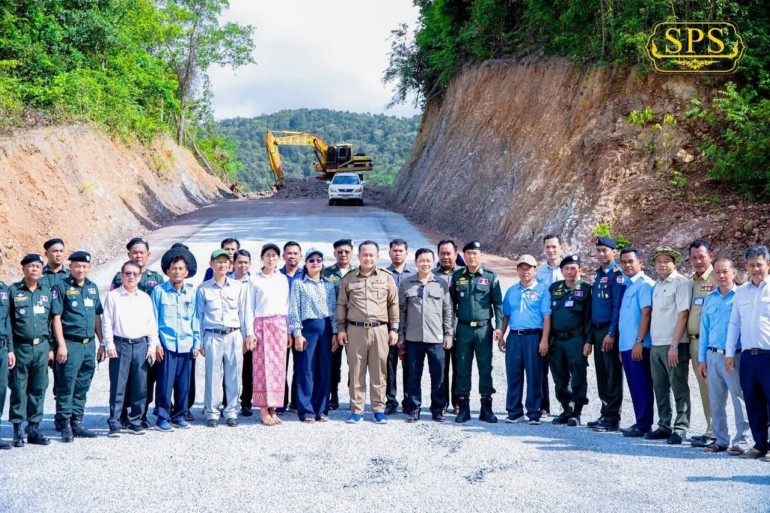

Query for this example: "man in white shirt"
[102,260,160,437]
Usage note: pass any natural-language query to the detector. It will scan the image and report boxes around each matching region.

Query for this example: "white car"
[328,172,364,206]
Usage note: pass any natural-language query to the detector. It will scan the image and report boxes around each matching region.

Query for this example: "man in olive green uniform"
[0,269,14,450]
[450,241,503,424]
[687,239,717,447]
[9,254,62,447]
[110,237,164,428]
[42,238,70,289]
[548,255,593,426]
[51,251,104,442]
[324,238,356,410]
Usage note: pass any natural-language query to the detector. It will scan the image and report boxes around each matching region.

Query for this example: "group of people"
[0,233,768,463]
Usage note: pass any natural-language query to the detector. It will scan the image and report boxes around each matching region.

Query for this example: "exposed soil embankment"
[0,125,231,280]
[389,56,769,260]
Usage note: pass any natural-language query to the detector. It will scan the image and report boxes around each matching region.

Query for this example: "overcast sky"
[208,0,421,120]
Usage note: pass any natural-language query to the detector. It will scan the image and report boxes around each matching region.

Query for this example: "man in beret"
[0,252,14,449]
[110,237,165,428]
[588,236,625,433]
[547,255,593,426]
[51,251,104,442]
[645,246,692,445]
[450,241,503,423]
[324,238,356,410]
[8,254,62,447]
[151,246,200,431]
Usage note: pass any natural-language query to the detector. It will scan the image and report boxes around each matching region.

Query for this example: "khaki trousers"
[689,335,712,436]
[346,324,389,414]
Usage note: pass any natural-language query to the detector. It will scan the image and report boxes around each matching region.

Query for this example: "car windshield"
[332,175,359,185]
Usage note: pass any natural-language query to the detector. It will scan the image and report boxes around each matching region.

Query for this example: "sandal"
[728,446,746,456]
[705,443,727,453]
[302,417,315,424]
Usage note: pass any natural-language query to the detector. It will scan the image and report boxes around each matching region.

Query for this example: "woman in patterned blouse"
[288,248,338,422]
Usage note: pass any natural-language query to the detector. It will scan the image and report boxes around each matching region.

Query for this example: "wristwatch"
[634,337,643,344]
[669,343,678,350]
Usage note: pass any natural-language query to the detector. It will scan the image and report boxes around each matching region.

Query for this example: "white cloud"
[209,0,421,119]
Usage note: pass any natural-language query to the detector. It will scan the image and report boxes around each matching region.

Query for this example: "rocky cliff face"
[390,56,767,258]
[0,125,229,279]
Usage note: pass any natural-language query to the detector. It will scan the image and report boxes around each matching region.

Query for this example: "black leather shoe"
[206,419,218,428]
[226,418,238,427]
[567,415,581,427]
[384,403,398,416]
[455,396,471,423]
[406,410,420,423]
[61,425,74,443]
[329,390,339,411]
[71,417,97,438]
[27,423,50,446]
[667,432,683,445]
[54,419,67,432]
[432,412,445,423]
[12,424,25,448]
[478,396,498,423]
[587,417,604,428]
[241,407,254,417]
[591,419,620,432]
[644,428,670,440]
[184,411,195,422]
[552,411,571,425]
[622,427,649,438]
[0,438,10,450]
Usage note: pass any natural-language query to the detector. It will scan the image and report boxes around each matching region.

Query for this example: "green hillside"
[219,109,421,191]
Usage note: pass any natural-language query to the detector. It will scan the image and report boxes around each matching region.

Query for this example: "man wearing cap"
[42,238,70,288]
[51,251,103,442]
[385,238,415,416]
[202,237,240,282]
[324,238,356,410]
[279,241,303,414]
[499,254,551,424]
[535,234,564,418]
[547,255,592,426]
[726,246,770,460]
[645,246,692,445]
[151,246,200,431]
[197,249,254,427]
[433,240,464,415]
[588,236,625,433]
[8,254,62,446]
[103,260,161,436]
[110,237,165,428]
[450,241,503,424]
[336,240,399,424]
[0,258,13,449]
[687,240,717,447]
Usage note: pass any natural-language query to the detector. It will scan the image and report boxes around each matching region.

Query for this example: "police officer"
[548,255,592,426]
[589,236,625,432]
[450,241,503,424]
[111,237,165,428]
[42,238,70,288]
[9,254,62,447]
[51,251,103,442]
[0,261,14,450]
[324,238,356,410]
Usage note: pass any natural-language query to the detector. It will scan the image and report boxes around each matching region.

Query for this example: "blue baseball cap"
[305,248,324,260]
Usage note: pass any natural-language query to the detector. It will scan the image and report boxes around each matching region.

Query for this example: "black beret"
[43,238,64,251]
[21,254,44,266]
[462,241,482,252]
[127,237,149,251]
[333,239,353,249]
[261,243,281,257]
[161,246,197,278]
[559,255,581,268]
[595,236,616,249]
[68,251,91,263]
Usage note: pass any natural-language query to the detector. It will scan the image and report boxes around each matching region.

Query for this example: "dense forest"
[219,109,421,191]
[386,0,770,198]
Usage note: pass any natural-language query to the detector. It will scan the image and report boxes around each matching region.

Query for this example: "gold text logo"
[646,21,746,73]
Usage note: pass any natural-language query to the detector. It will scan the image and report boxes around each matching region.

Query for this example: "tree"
[155,0,255,145]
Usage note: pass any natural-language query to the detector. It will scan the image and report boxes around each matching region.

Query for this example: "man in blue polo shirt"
[498,254,551,425]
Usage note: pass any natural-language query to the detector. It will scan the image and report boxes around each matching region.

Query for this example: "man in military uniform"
[450,241,503,424]
[588,236,625,432]
[9,254,62,447]
[0,257,14,449]
[336,240,399,424]
[324,238,356,410]
[687,239,717,447]
[433,240,463,414]
[42,238,70,288]
[111,237,165,428]
[51,251,103,442]
[548,255,593,426]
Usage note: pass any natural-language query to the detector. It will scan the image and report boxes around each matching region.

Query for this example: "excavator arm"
[264,131,329,187]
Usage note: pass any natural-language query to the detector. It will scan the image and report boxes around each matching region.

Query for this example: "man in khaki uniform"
[337,240,399,425]
[687,240,716,447]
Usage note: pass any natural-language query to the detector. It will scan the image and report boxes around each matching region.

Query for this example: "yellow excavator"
[264,130,373,187]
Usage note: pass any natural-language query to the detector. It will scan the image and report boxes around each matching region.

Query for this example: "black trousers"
[282,346,297,409]
[406,342,446,414]
[331,346,343,398]
[591,325,624,422]
[541,353,551,412]
[443,345,458,407]
[386,345,409,409]
[121,355,156,421]
[109,340,149,429]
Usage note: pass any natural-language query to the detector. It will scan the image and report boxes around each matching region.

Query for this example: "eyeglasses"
[307,258,324,264]
[122,271,141,277]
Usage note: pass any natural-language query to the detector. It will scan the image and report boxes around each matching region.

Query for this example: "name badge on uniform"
[694,297,705,306]
[479,278,489,285]
[33,305,45,315]
[460,292,465,297]
[565,300,574,307]
[84,298,94,307]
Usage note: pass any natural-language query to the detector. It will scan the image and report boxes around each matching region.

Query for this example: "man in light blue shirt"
[535,234,563,417]
[498,254,551,425]
[151,246,200,431]
[697,257,748,454]
[617,248,655,437]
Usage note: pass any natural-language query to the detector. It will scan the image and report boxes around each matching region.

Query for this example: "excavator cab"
[327,145,352,169]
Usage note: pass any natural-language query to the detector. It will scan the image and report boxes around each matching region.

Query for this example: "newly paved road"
[1,199,767,513]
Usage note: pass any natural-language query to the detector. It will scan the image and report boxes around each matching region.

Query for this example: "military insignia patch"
[88,288,96,294]
[479,278,489,285]
[15,293,27,301]
[701,285,714,291]
[148,281,157,287]
[52,290,58,299]
[529,292,539,301]
[617,276,624,284]
[574,290,584,297]
[0,293,7,300]
[40,295,48,302]
[600,277,609,283]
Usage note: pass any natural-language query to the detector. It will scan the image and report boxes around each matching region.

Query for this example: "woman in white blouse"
[250,243,290,426]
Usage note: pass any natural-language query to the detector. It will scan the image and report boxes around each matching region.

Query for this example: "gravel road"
[1,199,766,513]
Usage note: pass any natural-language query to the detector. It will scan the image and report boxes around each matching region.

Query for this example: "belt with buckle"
[458,319,489,327]
[64,335,92,344]
[509,328,542,336]
[592,322,610,330]
[114,336,148,345]
[348,321,385,328]
[206,327,239,335]
[747,348,770,355]
[552,328,583,340]
[17,337,44,345]
[707,347,742,355]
